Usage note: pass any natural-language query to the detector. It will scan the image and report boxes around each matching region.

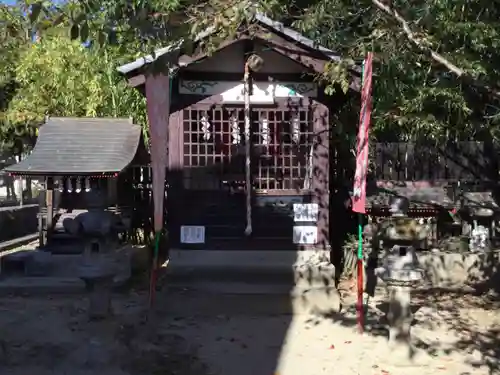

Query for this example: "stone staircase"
[161,249,342,314]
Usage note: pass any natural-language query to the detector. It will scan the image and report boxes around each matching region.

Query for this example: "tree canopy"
[0,1,147,154]
[4,0,500,146]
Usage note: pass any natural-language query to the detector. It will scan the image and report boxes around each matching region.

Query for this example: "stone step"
[164,249,338,289]
[160,281,341,315]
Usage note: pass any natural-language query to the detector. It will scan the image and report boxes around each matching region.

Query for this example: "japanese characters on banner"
[352,53,374,214]
[145,73,170,232]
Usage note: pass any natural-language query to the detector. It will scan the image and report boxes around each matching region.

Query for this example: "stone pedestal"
[387,284,412,344]
[79,263,116,320]
[81,274,114,319]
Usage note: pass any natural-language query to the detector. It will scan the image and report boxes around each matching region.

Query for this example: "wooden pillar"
[38,188,45,247]
[46,177,54,243]
[107,177,118,205]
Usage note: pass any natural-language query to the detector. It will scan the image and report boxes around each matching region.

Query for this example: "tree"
[293,0,500,141]
[0,3,34,153]
[1,2,147,153]
[7,35,146,123]
[25,0,500,142]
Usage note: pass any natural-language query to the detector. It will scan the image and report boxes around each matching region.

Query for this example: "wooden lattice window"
[182,106,314,191]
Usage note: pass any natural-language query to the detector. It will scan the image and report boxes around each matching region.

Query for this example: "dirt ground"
[0,284,499,375]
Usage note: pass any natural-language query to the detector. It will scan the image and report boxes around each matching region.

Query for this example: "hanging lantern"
[66,178,73,193]
[75,178,82,193]
[200,114,211,141]
[292,115,300,143]
[84,178,91,192]
[261,117,269,145]
[231,115,241,144]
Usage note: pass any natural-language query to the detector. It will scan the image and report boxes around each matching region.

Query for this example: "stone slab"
[0,277,86,295]
[162,281,341,315]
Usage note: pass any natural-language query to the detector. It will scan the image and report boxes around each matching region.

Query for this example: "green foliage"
[14,0,500,144]
[8,36,145,122]
[291,0,500,141]
[0,2,147,154]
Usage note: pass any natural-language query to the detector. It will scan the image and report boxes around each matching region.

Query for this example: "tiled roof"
[4,117,141,176]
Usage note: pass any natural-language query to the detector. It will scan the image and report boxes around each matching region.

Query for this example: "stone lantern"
[375,196,425,346]
[64,190,122,319]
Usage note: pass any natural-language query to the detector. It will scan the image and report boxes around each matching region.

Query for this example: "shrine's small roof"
[4,117,141,176]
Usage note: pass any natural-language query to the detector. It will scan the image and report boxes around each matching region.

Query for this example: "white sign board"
[293,203,319,222]
[180,225,205,244]
[293,226,318,245]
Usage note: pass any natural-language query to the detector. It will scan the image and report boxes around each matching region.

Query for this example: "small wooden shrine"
[4,117,149,252]
[118,13,361,251]
[364,181,456,248]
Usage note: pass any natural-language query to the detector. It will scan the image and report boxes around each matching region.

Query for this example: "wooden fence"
[333,141,498,183]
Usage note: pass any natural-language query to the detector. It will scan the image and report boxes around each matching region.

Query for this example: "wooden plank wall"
[333,141,498,183]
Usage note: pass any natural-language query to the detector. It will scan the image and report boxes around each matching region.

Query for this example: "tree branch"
[371,0,500,98]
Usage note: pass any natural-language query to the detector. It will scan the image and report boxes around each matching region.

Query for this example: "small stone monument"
[375,196,424,348]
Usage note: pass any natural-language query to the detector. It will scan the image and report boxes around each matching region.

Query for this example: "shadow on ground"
[315,286,500,374]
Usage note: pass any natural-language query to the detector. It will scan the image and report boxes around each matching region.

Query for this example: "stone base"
[87,284,113,320]
[81,276,114,320]
[379,341,431,367]
[386,285,412,343]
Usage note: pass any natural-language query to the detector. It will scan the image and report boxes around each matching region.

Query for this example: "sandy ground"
[0,282,499,375]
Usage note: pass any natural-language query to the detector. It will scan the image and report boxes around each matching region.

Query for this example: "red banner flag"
[352,53,374,214]
[145,73,170,232]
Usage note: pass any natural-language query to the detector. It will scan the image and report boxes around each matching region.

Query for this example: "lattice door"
[180,105,315,247]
